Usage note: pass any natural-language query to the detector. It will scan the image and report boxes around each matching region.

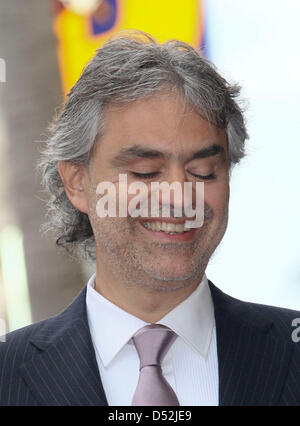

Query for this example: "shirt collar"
[86,273,214,367]
[158,274,214,358]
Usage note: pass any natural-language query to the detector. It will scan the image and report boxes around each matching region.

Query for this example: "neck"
[94,257,204,323]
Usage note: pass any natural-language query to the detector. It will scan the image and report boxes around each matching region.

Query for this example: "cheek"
[116,184,150,218]
[204,181,229,215]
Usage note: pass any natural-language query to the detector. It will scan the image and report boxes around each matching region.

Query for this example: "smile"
[141,221,191,235]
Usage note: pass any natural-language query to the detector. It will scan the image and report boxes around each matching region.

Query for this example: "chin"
[141,262,200,283]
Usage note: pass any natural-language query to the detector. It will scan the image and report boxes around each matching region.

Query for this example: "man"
[0,32,299,406]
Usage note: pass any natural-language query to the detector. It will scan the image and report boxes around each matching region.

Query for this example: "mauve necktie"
[131,324,180,406]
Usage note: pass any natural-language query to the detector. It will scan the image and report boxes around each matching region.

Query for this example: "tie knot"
[132,324,177,369]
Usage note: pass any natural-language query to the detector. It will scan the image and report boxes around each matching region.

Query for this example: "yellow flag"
[53,0,205,95]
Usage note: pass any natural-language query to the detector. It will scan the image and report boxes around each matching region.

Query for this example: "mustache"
[128,203,213,221]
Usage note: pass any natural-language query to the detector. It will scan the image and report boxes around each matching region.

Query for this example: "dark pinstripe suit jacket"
[0,282,299,406]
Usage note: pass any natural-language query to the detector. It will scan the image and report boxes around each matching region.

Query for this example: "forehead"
[96,92,227,160]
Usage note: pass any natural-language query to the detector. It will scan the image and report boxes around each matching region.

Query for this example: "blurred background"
[0,0,299,333]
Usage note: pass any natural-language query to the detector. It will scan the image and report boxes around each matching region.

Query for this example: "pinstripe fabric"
[0,287,107,406]
[0,282,299,405]
[209,283,300,406]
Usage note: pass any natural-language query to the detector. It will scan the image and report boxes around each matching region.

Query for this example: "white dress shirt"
[86,273,219,406]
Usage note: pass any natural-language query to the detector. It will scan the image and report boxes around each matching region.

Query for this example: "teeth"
[161,222,168,232]
[142,221,190,234]
[175,224,184,232]
[167,223,173,232]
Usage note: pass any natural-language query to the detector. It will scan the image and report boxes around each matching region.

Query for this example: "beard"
[88,197,228,293]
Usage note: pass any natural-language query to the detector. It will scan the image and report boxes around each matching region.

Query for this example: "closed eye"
[131,171,159,179]
[188,171,216,180]
[131,171,216,180]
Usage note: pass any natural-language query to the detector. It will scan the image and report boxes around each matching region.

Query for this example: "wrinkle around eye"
[130,171,160,179]
[187,170,217,180]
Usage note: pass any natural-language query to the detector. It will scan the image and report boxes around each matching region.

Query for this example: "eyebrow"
[188,144,226,161]
[110,145,164,167]
[110,143,225,167]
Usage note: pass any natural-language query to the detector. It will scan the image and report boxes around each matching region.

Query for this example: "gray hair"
[38,31,248,260]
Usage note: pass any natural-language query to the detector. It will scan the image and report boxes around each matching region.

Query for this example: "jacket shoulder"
[245,299,300,343]
[209,281,300,343]
[0,315,60,374]
[0,286,87,368]
[0,287,89,405]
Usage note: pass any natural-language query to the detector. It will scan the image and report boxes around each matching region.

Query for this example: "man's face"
[84,92,229,290]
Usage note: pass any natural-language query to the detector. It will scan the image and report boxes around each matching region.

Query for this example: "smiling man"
[0,32,299,406]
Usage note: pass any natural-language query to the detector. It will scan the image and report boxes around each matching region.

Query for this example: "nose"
[154,165,190,217]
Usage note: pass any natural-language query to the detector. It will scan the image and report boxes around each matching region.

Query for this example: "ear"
[57,161,89,214]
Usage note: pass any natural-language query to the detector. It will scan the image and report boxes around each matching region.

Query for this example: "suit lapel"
[19,280,294,406]
[209,282,294,406]
[20,289,108,406]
